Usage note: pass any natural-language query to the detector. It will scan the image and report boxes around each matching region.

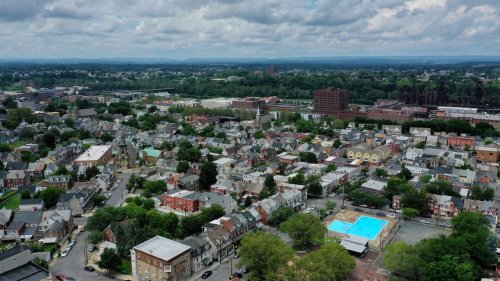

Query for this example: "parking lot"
[373,221,452,268]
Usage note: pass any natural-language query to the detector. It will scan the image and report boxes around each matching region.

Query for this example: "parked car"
[84,266,95,272]
[365,210,374,215]
[55,274,74,281]
[231,272,243,279]
[387,213,396,219]
[440,222,452,227]
[80,226,85,232]
[376,212,386,217]
[234,253,239,259]
[60,250,68,257]
[201,271,212,279]
[419,219,430,224]
[354,208,363,212]
[87,244,95,252]
[242,267,249,274]
[68,240,76,247]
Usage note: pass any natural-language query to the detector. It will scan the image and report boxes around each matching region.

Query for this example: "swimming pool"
[327,215,388,240]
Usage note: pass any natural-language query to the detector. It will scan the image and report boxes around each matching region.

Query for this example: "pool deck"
[325,209,398,251]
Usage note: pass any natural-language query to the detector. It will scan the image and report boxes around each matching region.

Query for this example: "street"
[194,256,245,281]
[51,172,131,281]
[106,172,131,207]
[51,225,115,281]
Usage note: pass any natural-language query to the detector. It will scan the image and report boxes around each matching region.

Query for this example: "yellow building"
[347,143,391,164]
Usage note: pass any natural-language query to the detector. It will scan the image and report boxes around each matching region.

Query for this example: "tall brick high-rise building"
[314,88,349,115]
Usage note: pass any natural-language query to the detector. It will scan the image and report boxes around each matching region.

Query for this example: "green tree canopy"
[280,213,327,249]
[199,161,218,191]
[237,231,295,281]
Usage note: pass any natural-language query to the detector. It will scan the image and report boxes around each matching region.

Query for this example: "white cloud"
[0,0,498,58]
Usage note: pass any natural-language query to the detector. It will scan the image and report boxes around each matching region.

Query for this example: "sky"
[0,0,499,59]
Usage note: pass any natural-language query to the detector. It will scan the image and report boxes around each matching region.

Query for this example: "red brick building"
[476,145,500,163]
[314,88,348,116]
[161,190,199,213]
[447,136,475,148]
[367,109,413,123]
[232,98,265,110]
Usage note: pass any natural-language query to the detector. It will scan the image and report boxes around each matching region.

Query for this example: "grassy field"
[118,258,132,275]
[0,194,20,210]
[7,141,27,149]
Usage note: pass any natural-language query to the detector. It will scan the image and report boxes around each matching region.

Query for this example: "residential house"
[346,143,391,165]
[18,199,45,211]
[26,162,45,179]
[197,192,237,214]
[201,225,233,262]
[143,147,162,165]
[56,190,95,216]
[38,210,74,244]
[131,236,192,281]
[463,199,497,217]
[447,136,475,149]
[5,170,30,189]
[181,235,212,273]
[178,175,199,191]
[46,175,72,190]
[429,194,463,217]
[0,210,13,239]
[161,190,200,213]
[476,145,500,163]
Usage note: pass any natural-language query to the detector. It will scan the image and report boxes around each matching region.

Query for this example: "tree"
[280,243,355,281]
[142,199,155,210]
[85,165,100,181]
[325,164,337,173]
[307,182,323,197]
[403,208,419,219]
[143,180,167,194]
[415,141,426,149]
[269,206,294,227]
[299,152,317,163]
[177,147,201,162]
[238,231,294,281]
[384,177,410,201]
[374,168,388,177]
[244,196,252,207]
[264,174,276,194]
[419,175,432,184]
[325,200,336,210]
[254,130,265,139]
[87,230,104,244]
[101,132,114,142]
[92,194,107,206]
[421,255,477,281]
[280,213,327,249]
[384,242,422,280]
[199,161,218,191]
[397,164,413,181]
[32,257,49,269]
[38,188,65,209]
[20,189,31,199]
[400,188,430,215]
[176,161,190,173]
[259,190,270,200]
[288,172,306,185]
[98,248,121,272]
[148,105,158,113]
[333,138,342,148]
[3,96,18,109]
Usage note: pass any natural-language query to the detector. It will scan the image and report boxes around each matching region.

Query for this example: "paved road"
[106,172,131,207]
[51,172,131,280]
[201,256,245,281]
[51,226,114,281]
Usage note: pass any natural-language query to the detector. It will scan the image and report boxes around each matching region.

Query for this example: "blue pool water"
[328,216,388,240]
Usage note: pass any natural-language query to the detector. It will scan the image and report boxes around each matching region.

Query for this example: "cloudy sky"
[0,0,498,59]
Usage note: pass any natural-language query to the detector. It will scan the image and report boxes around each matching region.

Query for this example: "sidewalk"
[186,255,233,281]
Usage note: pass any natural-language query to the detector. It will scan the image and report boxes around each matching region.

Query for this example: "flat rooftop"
[75,145,111,162]
[134,236,191,261]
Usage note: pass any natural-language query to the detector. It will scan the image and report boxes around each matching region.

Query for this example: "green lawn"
[7,141,27,149]
[118,258,132,275]
[0,190,17,201]
[0,195,20,210]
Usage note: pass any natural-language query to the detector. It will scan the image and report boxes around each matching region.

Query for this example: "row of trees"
[385,211,497,281]
[86,204,225,247]
[238,212,355,281]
